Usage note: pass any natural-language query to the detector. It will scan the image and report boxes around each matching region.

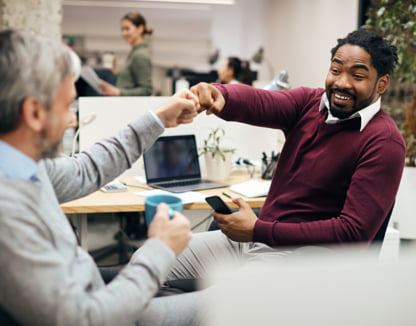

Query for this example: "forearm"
[59,239,176,326]
[1,232,175,326]
[46,111,163,203]
[215,83,306,131]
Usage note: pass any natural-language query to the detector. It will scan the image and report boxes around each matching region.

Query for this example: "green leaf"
[404,21,415,30]
[377,7,385,17]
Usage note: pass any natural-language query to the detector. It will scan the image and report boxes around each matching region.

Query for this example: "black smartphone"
[205,195,233,214]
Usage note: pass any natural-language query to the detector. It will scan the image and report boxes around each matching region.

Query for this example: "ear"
[20,97,47,133]
[137,24,144,35]
[377,74,390,95]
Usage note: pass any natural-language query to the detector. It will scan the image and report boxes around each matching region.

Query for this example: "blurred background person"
[101,12,153,96]
[217,56,254,86]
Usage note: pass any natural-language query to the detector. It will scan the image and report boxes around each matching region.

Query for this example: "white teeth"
[335,93,350,100]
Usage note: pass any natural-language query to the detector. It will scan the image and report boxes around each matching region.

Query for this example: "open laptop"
[143,135,228,193]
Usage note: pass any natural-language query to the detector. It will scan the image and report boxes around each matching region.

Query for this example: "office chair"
[75,67,116,97]
[0,306,20,326]
[372,202,395,243]
[88,212,147,265]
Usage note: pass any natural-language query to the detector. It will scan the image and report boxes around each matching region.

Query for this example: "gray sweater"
[0,112,173,326]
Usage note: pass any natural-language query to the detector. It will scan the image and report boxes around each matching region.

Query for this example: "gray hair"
[0,30,81,134]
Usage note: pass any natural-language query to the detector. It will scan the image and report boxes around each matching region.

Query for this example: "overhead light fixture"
[144,0,234,3]
[208,48,220,65]
[63,0,234,10]
[251,46,275,80]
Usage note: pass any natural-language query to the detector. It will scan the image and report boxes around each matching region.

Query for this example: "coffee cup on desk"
[144,194,183,226]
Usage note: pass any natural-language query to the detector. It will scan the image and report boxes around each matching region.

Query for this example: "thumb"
[185,89,199,103]
[232,197,249,209]
[155,203,170,219]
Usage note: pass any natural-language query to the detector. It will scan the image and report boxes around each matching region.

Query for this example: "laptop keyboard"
[159,180,202,188]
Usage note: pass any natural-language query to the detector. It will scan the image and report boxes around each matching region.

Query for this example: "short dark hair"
[123,12,153,35]
[330,30,398,77]
[227,57,254,86]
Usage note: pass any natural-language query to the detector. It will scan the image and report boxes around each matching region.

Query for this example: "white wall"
[62,0,359,93]
[267,0,359,88]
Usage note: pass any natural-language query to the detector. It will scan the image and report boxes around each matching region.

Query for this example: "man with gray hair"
[0,29,202,326]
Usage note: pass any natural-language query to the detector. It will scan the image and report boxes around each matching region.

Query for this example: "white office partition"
[203,250,416,326]
[78,96,282,177]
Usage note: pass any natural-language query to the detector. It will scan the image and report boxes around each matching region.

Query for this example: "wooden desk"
[61,173,267,249]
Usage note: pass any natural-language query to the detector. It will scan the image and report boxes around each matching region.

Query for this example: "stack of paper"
[80,66,102,94]
[229,180,271,198]
[134,189,207,204]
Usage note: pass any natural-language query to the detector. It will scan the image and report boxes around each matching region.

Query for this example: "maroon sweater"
[215,84,406,247]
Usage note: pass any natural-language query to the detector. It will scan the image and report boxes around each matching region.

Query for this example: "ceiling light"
[63,0,234,11]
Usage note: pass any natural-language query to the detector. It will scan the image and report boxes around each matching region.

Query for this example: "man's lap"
[166,230,290,282]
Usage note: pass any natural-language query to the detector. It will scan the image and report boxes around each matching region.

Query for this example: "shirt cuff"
[150,110,165,129]
[129,238,176,284]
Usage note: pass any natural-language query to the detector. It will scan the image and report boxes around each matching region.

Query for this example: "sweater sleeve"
[0,196,176,326]
[252,133,405,247]
[119,52,152,96]
[44,111,164,204]
[214,83,309,134]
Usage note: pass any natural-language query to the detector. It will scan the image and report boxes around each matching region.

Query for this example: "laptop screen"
[143,135,201,183]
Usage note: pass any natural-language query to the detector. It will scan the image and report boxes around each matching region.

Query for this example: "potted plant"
[199,127,236,180]
[363,0,416,166]
[363,0,416,238]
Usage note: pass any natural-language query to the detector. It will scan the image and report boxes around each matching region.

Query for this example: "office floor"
[87,211,214,266]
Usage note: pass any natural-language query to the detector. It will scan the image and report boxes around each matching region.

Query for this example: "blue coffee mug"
[144,194,183,226]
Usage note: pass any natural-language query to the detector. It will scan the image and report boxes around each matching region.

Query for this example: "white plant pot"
[391,166,416,239]
[203,152,233,181]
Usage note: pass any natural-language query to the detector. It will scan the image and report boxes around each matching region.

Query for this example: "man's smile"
[331,89,355,109]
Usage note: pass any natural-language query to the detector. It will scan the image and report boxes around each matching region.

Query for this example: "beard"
[328,88,360,119]
[328,84,378,119]
[329,105,360,119]
[38,128,63,159]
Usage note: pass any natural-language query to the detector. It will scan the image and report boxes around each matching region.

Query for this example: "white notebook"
[229,180,271,198]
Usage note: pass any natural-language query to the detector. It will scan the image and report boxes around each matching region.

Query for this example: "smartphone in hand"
[205,195,233,214]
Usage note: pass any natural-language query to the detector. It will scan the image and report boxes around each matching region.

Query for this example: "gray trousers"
[138,291,204,326]
[153,231,332,326]
[166,230,292,283]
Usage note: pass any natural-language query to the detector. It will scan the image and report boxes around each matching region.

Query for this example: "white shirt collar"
[319,92,381,132]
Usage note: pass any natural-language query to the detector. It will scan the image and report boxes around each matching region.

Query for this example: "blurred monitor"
[75,68,115,97]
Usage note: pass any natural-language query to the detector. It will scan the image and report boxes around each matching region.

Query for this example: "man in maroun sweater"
[0,30,204,326]
[165,30,406,283]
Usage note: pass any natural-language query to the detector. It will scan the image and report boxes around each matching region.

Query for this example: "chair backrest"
[371,201,395,244]
[0,306,20,326]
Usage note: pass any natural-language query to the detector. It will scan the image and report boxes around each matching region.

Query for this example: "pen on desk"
[120,182,151,190]
[222,192,233,200]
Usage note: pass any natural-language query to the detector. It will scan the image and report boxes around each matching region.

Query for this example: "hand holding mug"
[147,203,192,256]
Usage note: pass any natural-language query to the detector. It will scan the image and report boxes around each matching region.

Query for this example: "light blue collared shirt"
[149,111,165,129]
[0,140,39,183]
[319,93,381,132]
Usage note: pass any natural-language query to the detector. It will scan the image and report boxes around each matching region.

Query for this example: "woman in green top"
[101,12,153,96]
